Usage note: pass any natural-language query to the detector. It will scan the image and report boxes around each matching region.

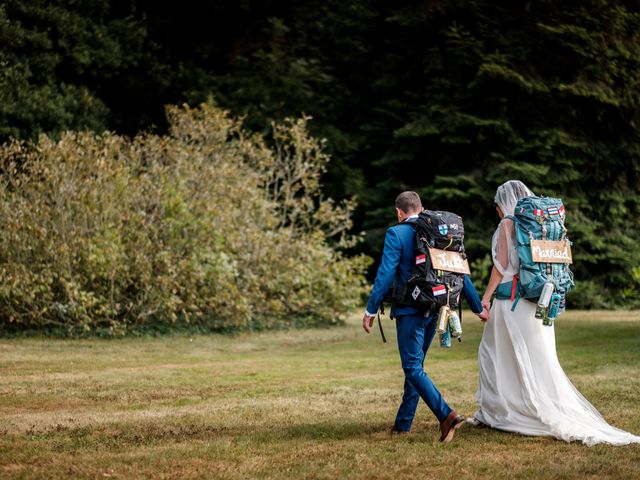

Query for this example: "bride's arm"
[482,265,504,309]
[481,218,513,310]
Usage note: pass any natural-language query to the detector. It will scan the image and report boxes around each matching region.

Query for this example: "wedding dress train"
[475,218,640,446]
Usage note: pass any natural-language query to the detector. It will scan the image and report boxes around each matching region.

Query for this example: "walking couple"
[363,181,640,446]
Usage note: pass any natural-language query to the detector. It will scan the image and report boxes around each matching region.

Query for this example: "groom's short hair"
[395,191,422,213]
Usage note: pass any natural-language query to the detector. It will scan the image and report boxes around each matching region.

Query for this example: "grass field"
[1,310,640,479]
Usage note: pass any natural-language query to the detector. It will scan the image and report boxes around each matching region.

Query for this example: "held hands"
[481,298,491,312]
[477,298,491,323]
[362,313,375,333]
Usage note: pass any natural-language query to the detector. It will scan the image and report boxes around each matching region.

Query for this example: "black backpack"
[389,210,467,311]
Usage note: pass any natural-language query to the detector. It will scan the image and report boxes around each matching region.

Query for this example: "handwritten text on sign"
[530,239,573,264]
[428,248,471,274]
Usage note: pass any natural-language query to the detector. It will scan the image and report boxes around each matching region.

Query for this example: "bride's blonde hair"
[494,180,534,216]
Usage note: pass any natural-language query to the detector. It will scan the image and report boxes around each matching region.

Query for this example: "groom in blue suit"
[363,191,487,442]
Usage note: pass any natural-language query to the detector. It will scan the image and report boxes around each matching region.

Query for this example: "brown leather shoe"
[439,411,465,442]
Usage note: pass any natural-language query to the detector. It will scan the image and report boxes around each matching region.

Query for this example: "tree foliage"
[0,0,164,139]
[370,1,640,307]
[185,0,640,308]
[1,0,639,309]
[0,105,369,335]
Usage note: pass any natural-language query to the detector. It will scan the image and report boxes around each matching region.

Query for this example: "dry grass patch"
[1,310,639,479]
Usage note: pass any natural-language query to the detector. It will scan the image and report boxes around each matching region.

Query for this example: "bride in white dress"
[474,180,640,446]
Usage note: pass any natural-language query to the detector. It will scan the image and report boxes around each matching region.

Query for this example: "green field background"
[1,310,639,479]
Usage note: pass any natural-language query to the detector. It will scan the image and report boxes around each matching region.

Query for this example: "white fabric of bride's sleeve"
[491,218,519,279]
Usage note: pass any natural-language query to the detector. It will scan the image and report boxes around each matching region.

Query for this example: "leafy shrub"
[0,104,370,335]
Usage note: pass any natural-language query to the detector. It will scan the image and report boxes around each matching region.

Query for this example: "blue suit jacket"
[366,221,483,318]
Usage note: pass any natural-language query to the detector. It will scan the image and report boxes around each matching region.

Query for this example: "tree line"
[1,0,639,309]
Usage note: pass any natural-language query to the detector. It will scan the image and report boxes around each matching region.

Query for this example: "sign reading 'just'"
[530,239,573,264]
[428,248,471,274]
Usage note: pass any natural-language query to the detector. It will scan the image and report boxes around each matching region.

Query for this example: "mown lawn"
[1,310,639,479]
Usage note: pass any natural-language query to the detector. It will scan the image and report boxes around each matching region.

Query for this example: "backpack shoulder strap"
[395,218,417,227]
[391,219,418,236]
[499,214,522,311]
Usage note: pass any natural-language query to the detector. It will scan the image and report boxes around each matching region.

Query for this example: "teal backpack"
[503,196,574,314]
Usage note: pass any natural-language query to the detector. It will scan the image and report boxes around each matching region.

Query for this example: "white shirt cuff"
[365,310,377,317]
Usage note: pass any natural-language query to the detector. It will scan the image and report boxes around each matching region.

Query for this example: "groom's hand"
[362,313,375,333]
[478,307,489,322]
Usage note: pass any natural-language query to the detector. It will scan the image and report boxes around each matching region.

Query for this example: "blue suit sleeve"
[366,228,402,314]
[462,275,483,314]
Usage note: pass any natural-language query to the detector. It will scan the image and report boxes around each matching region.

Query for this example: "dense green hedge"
[0,105,370,335]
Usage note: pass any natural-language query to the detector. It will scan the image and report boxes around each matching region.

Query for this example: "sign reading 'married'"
[530,239,573,264]
[428,248,471,274]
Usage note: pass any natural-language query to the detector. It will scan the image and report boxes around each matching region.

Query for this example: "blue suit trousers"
[394,312,452,431]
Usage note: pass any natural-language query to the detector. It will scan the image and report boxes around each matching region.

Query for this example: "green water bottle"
[439,326,452,348]
[544,292,561,327]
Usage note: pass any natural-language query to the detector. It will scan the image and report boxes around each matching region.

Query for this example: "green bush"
[0,104,370,335]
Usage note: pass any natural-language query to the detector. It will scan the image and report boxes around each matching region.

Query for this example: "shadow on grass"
[16,419,396,449]
[14,416,586,452]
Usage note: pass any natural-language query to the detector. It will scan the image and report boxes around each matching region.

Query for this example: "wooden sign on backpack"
[530,239,573,264]
[428,248,471,274]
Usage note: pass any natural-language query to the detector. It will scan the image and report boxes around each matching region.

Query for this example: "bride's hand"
[481,298,491,312]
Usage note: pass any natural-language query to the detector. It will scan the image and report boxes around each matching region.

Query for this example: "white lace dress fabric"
[475,218,640,446]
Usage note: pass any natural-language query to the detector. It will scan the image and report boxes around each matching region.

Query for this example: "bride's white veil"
[494,180,534,216]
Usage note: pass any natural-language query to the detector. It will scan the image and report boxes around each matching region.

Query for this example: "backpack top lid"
[513,196,566,238]
[514,196,565,223]
[413,210,465,252]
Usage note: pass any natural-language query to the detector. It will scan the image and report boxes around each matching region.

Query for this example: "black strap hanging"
[377,306,387,343]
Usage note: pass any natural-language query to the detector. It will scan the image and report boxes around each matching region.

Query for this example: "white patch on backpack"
[411,286,421,300]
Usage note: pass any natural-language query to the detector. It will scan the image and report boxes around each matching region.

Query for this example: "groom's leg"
[393,377,420,431]
[394,314,422,431]
[396,312,452,423]
[394,313,438,431]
